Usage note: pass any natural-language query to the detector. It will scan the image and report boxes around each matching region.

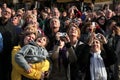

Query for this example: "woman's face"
[98,17,105,25]
[62,11,67,17]
[86,25,96,33]
[24,24,38,34]
[25,27,35,33]
[69,26,79,38]
[105,10,113,19]
[26,17,33,23]
[109,21,116,30]
[24,33,36,45]
[91,39,101,52]
[11,16,19,26]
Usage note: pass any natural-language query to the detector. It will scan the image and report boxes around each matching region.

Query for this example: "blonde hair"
[24,24,38,36]
[25,14,37,21]
[67,23,81,39]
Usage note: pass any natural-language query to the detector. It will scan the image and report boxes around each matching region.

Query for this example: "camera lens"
[96,33,101,39]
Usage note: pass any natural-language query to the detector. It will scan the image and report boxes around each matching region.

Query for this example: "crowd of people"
[0,2,120,80]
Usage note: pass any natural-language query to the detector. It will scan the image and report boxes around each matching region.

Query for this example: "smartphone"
[92,22,95,26]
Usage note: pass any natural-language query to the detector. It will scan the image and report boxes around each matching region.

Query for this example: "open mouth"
[53,27,58,29]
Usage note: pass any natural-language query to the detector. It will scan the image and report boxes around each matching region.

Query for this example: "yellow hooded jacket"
[11,45,50,80]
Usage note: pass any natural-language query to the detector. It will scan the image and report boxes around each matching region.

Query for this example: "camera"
[96,33,101,39]
[59,32,67,37]
[96,33,103,42]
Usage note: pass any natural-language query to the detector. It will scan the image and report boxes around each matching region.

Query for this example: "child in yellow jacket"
[11,33,50,80]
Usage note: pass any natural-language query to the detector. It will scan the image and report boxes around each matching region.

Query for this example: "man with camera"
[49,32,76,80]
[46,17,64,51]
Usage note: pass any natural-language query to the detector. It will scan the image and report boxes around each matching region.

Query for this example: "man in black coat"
[111,4,120,23]
[0,7,17,80]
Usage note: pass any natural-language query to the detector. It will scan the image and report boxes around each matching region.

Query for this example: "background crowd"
[0,2,120,80]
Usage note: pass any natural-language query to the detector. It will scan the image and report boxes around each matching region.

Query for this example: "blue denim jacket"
[0,33,3,52]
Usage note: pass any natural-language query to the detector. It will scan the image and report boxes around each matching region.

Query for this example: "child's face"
[36,37,47,47]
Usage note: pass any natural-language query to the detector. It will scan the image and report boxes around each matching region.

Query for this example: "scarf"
[58,47,68,71]
[90,51,107,80]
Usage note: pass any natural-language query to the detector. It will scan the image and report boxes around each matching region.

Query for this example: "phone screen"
[92,22,95,26]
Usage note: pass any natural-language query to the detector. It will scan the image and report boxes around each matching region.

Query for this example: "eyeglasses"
[4,10,11,14]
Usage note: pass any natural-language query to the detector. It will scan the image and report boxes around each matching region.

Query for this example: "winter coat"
[11,45,50,80]
[49,44,77,80]
[78,44,117,80]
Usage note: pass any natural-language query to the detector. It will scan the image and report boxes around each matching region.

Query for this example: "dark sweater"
[0,17,17,80]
